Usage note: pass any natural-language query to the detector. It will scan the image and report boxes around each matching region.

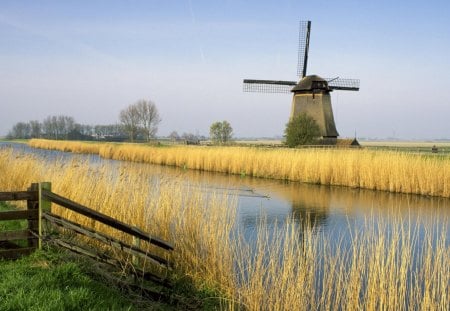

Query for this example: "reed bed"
[29,139,450,198]
[1,148,448,310]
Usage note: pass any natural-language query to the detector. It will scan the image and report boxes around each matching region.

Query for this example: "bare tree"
[56,115,75,140]
[119,100,161,142]
[9,122,30,139]
[41,115,75,140]
[169,131,180,142]
[135,99,161,141]
[119,104,140,142]
[42,116,57,139]
[182,132,200,144]
[7,116,130,141]
[29,120,42,138]
[79,124,93,136]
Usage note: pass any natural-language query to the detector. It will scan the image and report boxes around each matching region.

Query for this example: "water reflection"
[2,142,449,241]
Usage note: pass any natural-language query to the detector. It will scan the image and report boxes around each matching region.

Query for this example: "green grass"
[0,139,29,144]
[0,202,137,310]
[0,249,138,311]
[0,202,27,232]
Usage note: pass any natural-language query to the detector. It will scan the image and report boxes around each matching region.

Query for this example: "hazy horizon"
[1,1,449,140]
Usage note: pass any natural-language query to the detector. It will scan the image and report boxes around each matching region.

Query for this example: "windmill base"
[290,92,339,138]
[319,137,338,145]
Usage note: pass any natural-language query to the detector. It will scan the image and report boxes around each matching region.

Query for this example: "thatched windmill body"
[243,21,360,143]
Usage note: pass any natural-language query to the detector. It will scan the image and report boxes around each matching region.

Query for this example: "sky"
[1,0,449,139]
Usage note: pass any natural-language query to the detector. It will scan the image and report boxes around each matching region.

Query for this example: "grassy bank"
[0,202,136,310]
[1,148,448,310]
[0,249,140,310]
[29,139,450,198]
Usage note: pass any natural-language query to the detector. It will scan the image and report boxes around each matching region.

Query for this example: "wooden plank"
[0,247,35,259]
[0,240,22,249]
[0,191,38,201]
[43,212,170,268]
[91,264,171,302]
[0,230,31,241]
[49,237,171,287]
[42,190,174,251]
[0,209,38,221]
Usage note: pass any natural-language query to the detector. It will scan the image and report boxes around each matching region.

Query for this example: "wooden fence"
[0,182,174,294]
[0,184,40,259]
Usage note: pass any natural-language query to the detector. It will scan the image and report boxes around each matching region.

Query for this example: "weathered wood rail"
[41,189,173,251]
[0,182,174,293]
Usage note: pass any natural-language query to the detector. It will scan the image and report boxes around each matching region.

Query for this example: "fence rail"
[0,191,38,201]
[42,189,174,250]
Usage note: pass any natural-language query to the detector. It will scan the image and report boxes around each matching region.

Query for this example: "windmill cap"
[291,75,330,92]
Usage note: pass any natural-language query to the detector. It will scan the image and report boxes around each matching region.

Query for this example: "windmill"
[243,21,360,144]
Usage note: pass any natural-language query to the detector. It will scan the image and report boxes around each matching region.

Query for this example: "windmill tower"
[243,21,360,144]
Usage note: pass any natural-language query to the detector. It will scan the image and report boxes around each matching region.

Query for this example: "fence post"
[38,182,52,250]
[27,183,39,248]
[132,236,141,267]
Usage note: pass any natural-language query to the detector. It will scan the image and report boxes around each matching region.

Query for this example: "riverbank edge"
[26,139,450,198]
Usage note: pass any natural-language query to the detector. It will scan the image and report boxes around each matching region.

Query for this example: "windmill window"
[312,81,326,89]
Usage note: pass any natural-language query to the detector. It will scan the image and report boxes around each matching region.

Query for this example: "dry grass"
[29,139,450,198]
[234,214,449,311]
[1,148,448,310]
[0,148,236,298]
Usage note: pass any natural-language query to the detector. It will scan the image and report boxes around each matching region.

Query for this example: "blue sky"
[1,0,449,139]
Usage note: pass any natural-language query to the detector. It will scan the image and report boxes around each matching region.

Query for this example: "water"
[2,142,449,248]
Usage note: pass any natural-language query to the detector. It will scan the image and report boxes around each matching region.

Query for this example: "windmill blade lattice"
[297,21,311,78]
[243,79,296,94]
[326,78,360,91]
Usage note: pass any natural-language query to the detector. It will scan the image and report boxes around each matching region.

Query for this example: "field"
[28,139,450,198]
[0,147,448,310]
[360,140,450,154]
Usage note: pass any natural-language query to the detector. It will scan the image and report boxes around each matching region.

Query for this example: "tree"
[29,120,42,138]
[9,122,30,139]
[120,100,161,142]
[209,120,233,144]
[181,132,200,144]
[41,115,75,140]
[284,113,321,147]
[169,131,180,142]
[135,99,161,141]
[119,104,140,142]
[56,115,75,140]
[42,116,56,139]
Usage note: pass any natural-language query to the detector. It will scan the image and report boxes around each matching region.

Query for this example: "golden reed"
[0,148,448,310]
[29,139,450,198]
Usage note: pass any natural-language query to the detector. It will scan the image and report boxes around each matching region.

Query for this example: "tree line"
[6,98,235,144]
[7,97,319,147]
[7,100,161,142]
[7,116,127,141]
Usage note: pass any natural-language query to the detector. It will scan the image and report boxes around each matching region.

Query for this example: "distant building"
[335,138,361,147]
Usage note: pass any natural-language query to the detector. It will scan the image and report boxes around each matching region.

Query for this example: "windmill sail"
[297,21,311,78]
[243,79,296,93]
[325,78,360,91]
